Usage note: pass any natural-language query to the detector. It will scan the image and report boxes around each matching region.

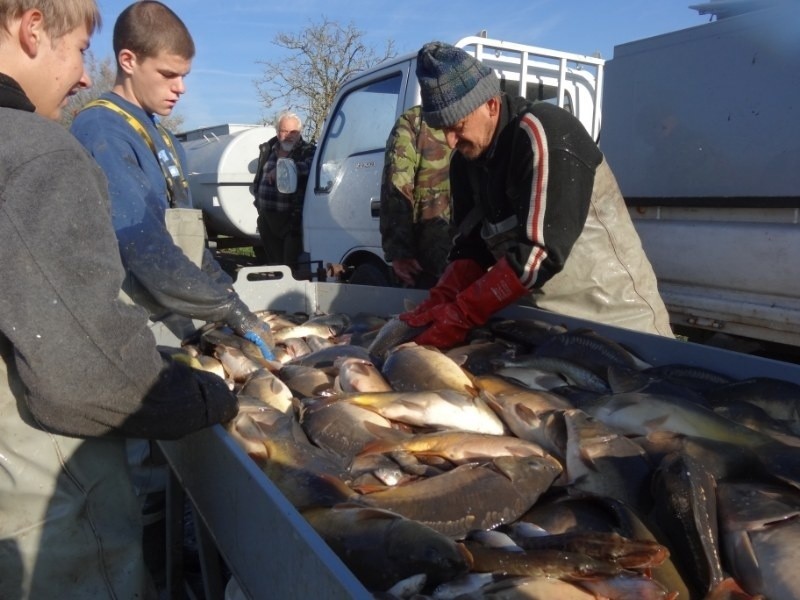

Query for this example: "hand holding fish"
[403,257,527,349]
[400,259,484,319]
[242,322,276,361]
[226,300,277,360]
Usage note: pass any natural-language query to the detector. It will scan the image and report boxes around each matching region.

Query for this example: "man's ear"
[486,96,501,117]
[117,49,138,75]
[18,9,44,57]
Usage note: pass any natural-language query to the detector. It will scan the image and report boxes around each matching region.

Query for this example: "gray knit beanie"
[416,41,500,128]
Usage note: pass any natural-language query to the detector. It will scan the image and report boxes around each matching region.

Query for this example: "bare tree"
[255,17,395,141]
[61,52,115,128]
[61,51,185,132]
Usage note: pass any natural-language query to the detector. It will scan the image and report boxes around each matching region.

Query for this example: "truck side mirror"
[276,157,298,194]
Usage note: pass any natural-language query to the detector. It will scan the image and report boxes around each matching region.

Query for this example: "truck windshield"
[316,74,402,192]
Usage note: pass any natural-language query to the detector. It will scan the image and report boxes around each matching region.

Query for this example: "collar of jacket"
[0,73,36,112]
[100,91,159,128]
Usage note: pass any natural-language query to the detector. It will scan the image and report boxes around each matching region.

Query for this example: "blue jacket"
[71,93,242,322]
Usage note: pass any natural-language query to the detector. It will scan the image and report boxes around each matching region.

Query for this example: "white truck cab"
[300,36,605,285]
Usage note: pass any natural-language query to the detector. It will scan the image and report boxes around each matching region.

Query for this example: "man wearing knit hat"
[400,41,673,348]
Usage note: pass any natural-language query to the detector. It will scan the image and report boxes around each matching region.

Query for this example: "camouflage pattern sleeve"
[380,107,422,262]
[380,105,453,267]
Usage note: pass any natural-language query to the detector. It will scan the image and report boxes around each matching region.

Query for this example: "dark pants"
[414,218,453,287]
[257,209,302,272]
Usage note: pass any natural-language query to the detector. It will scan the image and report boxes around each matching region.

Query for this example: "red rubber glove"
[399,259,485,321]
[406,257,528,349]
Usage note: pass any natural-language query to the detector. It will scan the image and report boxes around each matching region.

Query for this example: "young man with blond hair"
[0,1,238,597]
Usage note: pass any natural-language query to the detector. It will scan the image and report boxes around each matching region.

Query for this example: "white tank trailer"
[179,124,276,248]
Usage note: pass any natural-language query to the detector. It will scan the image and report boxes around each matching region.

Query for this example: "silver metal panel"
[499,302,800,384]
[159,427,371,600]
[602,3,800,199]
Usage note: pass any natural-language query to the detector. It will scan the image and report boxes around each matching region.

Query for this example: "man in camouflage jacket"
[380,105,453,288]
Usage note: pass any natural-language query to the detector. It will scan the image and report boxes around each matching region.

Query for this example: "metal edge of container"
[159,427,371,599]
[233,266,800,384]
[158,268,376,599]
[498,302,800,385]
[160,266,800,599]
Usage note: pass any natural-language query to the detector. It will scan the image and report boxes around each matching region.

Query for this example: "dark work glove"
[129,356,239,439]
[226,299,276,361]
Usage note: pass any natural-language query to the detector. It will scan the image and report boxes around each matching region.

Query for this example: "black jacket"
[449,95,602,288]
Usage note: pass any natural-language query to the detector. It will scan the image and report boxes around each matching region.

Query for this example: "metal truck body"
[600,0,800,345]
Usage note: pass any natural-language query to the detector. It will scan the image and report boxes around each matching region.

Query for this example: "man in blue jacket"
[71,1,274,358]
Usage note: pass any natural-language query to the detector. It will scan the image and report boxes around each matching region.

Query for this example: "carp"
[358,455,562,539]
[303,504,469,591]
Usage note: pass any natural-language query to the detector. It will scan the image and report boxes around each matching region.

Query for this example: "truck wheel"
[348,262,391,287]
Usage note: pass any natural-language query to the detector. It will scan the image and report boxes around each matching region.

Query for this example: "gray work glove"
[227,299,276,361]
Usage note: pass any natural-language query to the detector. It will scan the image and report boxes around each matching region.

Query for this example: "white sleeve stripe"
[519,114,549,288]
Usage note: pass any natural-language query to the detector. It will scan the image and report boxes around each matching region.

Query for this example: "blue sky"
[93,0,710,132]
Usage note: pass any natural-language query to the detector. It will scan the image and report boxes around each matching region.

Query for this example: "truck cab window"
[316,74,402,192]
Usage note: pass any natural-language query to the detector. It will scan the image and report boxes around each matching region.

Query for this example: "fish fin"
[351,482,392,495]
[577,449,602,472]
[514,403,541,427]
[317,472,359,503]
[643,414,672,431]
[448,353,469,367]
[361,421,409,441]
[457,541,475,569]
[358,438,398,456]
[707,577,762,600]
[479,389,502,414]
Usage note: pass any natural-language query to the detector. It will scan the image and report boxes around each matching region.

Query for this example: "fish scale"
[359,456,561,539]
[534,328,645,377]
[381,343,475,393]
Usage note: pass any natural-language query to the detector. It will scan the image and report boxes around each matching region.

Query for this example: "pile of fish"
[176,312,800,600]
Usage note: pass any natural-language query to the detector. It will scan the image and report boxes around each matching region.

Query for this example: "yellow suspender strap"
[82,99,189,202]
